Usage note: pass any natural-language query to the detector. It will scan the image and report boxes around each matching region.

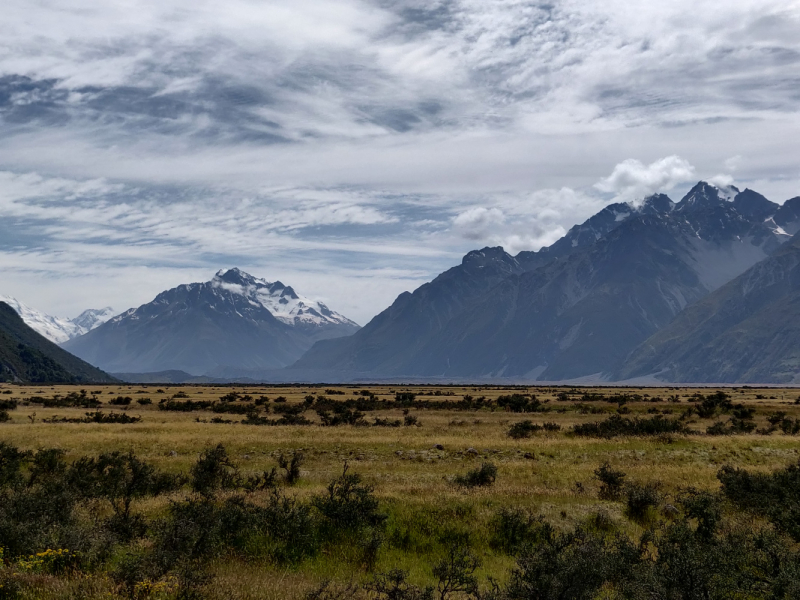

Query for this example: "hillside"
[617,232,800,383]
[0,302,116,383]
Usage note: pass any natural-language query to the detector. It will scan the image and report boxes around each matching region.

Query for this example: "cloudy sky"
[2,0,800,325]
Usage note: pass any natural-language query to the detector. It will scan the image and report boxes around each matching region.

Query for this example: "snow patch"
[211,270,358,328]
[0,296,114,344]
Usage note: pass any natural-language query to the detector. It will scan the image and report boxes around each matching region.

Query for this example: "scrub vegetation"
[2,383,800,599]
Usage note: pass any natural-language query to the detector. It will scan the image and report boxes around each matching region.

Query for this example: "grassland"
[1,382,800,599]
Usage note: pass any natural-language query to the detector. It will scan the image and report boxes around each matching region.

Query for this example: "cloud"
[595,155,697,203]
[708,173,736,188]
[450,187,604,254]
[1,0,800,324]
[453,206,505,240]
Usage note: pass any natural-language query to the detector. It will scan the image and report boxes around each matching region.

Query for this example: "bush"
[594,462,626,500]
[573,415,688,438]
[159,399,214,412]
[625,482,662,521]
[508,420,541,439]
[489,508,551,555]
[503,527,636,600]
[0,410,9,423]
[498,394,545,413]
[366,569,433,600]
[718,461,800,541]
[191,444,239,495]
[454,462,497,488]
[278,451,304,485]
[312,464,386,536]
[432,535,480,600]
[707,417,757,435]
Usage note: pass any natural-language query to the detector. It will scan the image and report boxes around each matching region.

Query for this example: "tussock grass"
[2,382,800,598]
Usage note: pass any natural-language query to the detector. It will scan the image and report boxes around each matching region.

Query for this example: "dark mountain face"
[775,198,800,235]
[732,188,779,221]
[295,247,526,374]
[0,302,116,383]
[294,182,800,381]
[618,233,800,384]
[62,269,359,375]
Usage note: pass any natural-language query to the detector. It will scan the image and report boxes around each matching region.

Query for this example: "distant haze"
[1,0,799,324]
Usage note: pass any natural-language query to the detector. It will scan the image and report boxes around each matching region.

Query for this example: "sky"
[1,0,800,326]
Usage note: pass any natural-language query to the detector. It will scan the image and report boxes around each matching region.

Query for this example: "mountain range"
[0,302,116,383]
[6,181,800,384]
[0,296,114,344]
[293,183,800,383]
[62,268,359,375]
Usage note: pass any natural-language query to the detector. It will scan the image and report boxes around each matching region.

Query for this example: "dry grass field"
[1,382,800,599]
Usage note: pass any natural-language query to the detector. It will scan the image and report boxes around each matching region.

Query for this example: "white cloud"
[595,155,697,203]
[708,173,736,189]
[1,0,800,324]
[453,206,505,240]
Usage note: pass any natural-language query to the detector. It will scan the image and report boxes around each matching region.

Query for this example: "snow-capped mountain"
[71,307,117,332]
[63,269,360,375]
[0,295,114,344]
[212,268,358,330]
[294,182,800,381]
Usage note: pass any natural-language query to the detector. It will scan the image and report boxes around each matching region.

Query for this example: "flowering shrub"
[15,549,79,574]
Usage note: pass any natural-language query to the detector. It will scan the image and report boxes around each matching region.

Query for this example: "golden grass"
[2,382,800,598]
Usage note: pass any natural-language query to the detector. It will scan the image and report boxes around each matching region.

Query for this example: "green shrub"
[191,444,240,496]
[313,464,386,536]
[625,482,662,522]
[489,508,551,555]
[454,462,497,488]
[594,462,626,500]
[572,414,688,438]
[366,569,433,600]
[278,451,304,485]
[719,461,800,541]
[0,399,17,411]
[507,420,541,439]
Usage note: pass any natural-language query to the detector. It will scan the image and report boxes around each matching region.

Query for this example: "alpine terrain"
[0,302,116,383]
[0,295,114,344]
[62,268,359,375]
[617,231,800,383]
[293,183,800,381]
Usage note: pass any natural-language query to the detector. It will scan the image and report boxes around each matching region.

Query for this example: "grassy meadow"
[1,382,800,599]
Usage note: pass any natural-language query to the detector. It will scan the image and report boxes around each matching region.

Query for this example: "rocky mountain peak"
[462,246,517,268]
[214,267,258,286]
[640,193,674,215]
[732,189,778,221]
[675,181,732,213]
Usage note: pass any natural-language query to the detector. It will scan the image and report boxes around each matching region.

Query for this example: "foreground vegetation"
[1,383,800,599]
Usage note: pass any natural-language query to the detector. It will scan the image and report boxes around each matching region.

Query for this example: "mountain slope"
[0,295,113,344]
[0,302,116,383]
[63,269,359,375]
[294,195,677,375]
[617,232,800,384]
[294,182,798,380]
